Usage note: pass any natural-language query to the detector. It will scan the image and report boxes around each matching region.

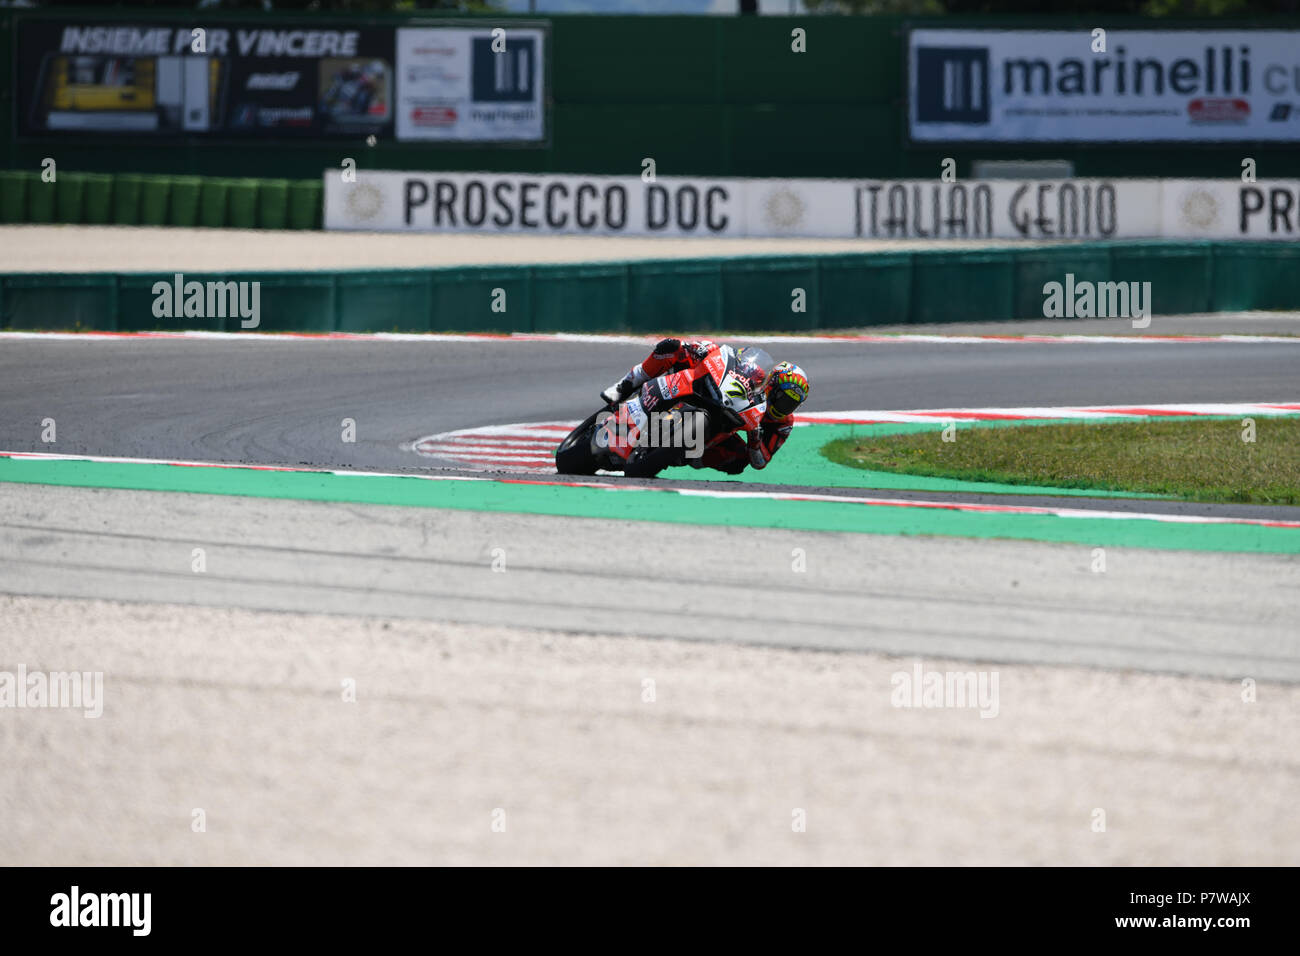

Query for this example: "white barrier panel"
[738,178,859,238]
[909,29,1300,143]
[1161,179,1300,238]
[325,171,747,235]
[324,170,1300,240]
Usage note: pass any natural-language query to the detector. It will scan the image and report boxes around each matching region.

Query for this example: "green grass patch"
[823,417,1300,505]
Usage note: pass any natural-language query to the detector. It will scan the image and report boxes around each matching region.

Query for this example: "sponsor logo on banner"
[395,26,545,142]
[344,182,387,225]
[1161,179,1300,238]
[1188,98,1250,123]
[411,106,457,127]
[1176,185,1221,229]
[17,20,393,138]
[326,171,741,235]
[909,29,1300,142]
[324,171,1300,240]
[853,180,1146,239]
[246,72,300,91]
[759,186,807,230]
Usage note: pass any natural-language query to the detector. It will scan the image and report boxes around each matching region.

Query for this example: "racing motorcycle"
[555,344,774,478]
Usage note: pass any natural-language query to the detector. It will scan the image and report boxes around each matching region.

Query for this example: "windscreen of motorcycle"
[733,347,776,395]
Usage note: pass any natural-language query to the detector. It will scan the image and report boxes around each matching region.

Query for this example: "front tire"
[555,411,602,475]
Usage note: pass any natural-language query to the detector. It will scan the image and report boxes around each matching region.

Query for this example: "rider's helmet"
[766,362,810,421]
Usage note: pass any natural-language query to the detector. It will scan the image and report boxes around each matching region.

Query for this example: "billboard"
[17,20,395,139]
[15,19,546,143]
[395,27,546,142]
[325,171,745,236]
[909,29,1300,142]
[325,170,1300,241]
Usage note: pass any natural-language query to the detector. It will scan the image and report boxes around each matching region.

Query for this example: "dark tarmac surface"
[3,333,1298,518]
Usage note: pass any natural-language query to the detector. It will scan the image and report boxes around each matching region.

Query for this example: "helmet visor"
[768,384,803,418]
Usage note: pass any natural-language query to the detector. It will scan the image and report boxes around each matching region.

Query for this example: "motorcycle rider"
[600,338,810,475]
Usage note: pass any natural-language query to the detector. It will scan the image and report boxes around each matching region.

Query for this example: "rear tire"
[555,411,603,475]
[623,444,684,479]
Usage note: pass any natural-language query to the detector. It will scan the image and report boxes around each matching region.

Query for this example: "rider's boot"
[600,366,648,406]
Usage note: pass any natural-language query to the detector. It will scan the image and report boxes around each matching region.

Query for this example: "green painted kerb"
[1,456,1296,555]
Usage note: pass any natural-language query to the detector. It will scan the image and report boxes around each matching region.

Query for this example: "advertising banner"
[15,19,546,143]
[325,170,1300,241]
[853,180,1161,240]
[16,19,395,139]
[325,171,745,236]
[909,29,1300,142]
[1161,179,1300,239]
[395,26,546,142]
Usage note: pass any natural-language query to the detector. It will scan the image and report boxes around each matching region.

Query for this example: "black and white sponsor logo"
[401,176,732,233]
[1170,182,1300,236]
[855,181,1119,239]
[1240,186,1300,234]
[914,46,991,125]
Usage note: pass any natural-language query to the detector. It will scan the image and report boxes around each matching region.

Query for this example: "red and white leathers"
[609,338,795,475]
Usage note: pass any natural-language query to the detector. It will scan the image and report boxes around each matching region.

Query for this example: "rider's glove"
[747,429,771,470]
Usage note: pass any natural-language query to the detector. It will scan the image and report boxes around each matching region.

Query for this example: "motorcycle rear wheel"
[623,444,685,479]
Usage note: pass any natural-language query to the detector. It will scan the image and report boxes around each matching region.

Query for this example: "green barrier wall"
[3,274,118,330]
[1012,246,1112,319]
[4,242,1298,334]
[258,180,290,231]
[199,179,229,228]
[53,172,85,223]
[138,176,171,226]
[628,260,723,332]
[227,180,260,229]
[0,172,324,229]
[168,177,202,228]
[336,271,432,333]
[27,176,54,223]
[82,173,113,225]
[112,174,143,226]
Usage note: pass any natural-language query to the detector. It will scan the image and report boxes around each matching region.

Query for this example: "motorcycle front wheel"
[555,410,603,475]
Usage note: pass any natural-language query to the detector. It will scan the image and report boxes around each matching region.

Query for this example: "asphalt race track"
[4,328,1300,866]
[3,333,1299,473]
[3,330,1299,679]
